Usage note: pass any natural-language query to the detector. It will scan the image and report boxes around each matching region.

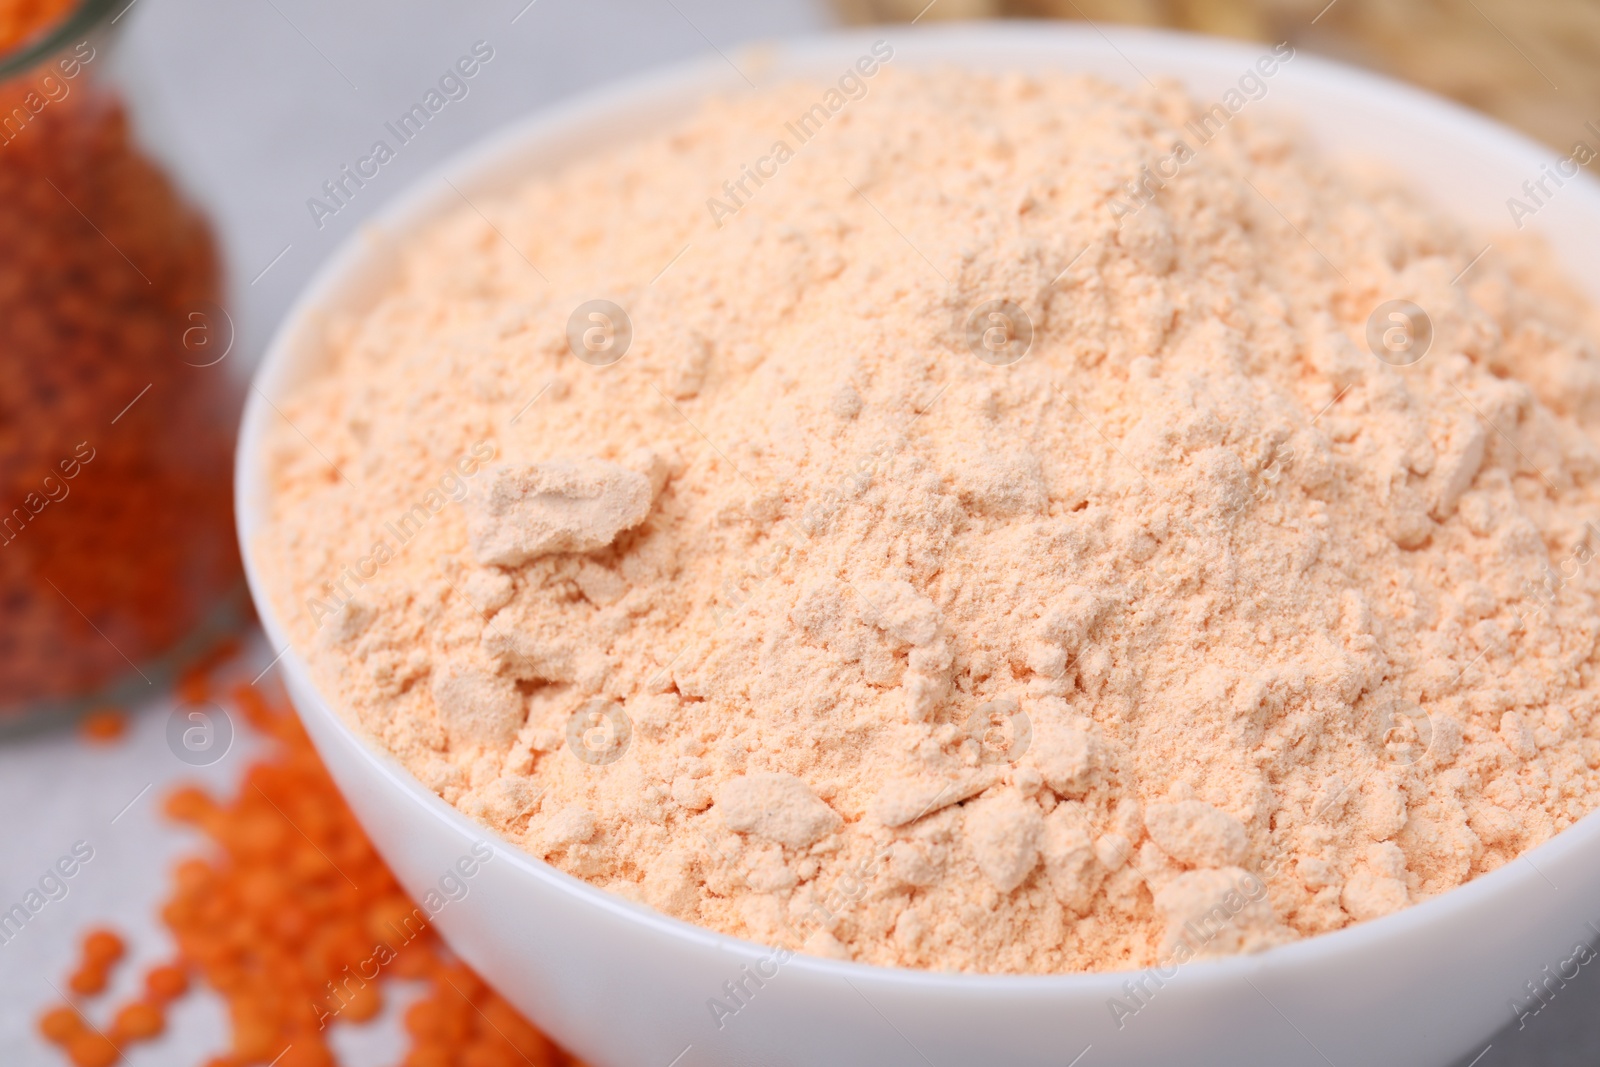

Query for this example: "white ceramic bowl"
[238,23,1600,1067]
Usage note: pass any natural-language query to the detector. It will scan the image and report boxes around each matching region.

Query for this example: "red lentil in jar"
[0,0,240,714]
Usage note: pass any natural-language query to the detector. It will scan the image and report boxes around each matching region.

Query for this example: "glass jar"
[0,0,242,724]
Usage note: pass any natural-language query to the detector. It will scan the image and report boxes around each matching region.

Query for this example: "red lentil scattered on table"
[40,672,582,1067]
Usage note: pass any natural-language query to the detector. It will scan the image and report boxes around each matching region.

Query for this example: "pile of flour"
[258,63,1600,974]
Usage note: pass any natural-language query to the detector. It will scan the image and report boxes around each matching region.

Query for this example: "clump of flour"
[259,66,1600,974]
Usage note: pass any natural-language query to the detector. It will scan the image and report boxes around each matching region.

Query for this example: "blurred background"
[844,0,1600,156]
[0,0,1594,1065]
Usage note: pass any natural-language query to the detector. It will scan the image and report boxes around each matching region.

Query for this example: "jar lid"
[0,0,117,80]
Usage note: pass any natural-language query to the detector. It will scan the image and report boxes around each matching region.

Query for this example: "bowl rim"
[237,19,1600,995]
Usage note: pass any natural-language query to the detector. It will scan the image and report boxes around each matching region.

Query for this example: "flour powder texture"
[259,61,1600,974]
